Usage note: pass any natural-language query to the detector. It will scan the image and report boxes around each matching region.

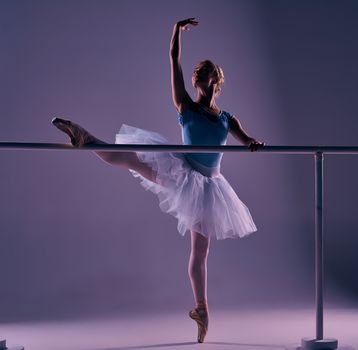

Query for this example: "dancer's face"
[192,61,218,90]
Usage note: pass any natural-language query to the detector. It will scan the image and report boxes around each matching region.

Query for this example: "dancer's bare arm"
[170,18,198,114]
[229,116,265,152]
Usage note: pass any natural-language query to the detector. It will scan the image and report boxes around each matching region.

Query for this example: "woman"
[52,17,264,343]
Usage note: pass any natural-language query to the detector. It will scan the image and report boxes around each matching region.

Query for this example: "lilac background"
[1,0,357,322]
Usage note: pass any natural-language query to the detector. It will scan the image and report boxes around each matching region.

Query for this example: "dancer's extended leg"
[51,117,157,182]
[93,141,156,183]
[188,230,210,342]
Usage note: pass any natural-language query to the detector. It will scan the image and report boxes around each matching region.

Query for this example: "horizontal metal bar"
[1,142,358,154]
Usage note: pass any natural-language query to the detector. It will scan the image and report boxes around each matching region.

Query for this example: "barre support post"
[301,152,338,350]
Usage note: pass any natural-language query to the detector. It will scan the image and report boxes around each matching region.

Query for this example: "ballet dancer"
[51,17,264,343]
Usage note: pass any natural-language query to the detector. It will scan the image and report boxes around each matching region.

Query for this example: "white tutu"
[115,124,257,240]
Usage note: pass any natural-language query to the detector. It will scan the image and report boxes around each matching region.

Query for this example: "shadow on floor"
[92,340,286,350]
[91,342,196,350]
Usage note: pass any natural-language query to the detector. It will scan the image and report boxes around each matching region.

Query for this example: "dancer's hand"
[176,18,199,31]
[248,138,265,152]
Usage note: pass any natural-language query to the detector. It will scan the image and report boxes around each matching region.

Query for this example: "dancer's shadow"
[91,340,357,350]
[91,340,287,350]
[91,342,196,350]
[91,344,356,350]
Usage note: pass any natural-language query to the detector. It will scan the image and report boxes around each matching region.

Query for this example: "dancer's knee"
[190,249,209,265]
[190,244,210,266]
[191,231,210,259]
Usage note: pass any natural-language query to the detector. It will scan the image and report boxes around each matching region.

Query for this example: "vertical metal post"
[301,152,337,350]
[315,152,324,340]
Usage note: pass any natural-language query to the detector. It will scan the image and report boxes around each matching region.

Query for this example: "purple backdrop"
[1,0,357,322]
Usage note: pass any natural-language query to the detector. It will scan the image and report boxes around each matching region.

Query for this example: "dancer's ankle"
[196,299,208,313]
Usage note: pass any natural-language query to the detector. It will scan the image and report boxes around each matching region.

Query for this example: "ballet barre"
[1,142,358,350]
[1,142,358,154]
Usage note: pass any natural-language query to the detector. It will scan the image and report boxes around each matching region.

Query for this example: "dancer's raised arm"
[170,18,198,114]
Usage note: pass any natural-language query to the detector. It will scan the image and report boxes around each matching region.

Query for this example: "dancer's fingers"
[177,18,199,28]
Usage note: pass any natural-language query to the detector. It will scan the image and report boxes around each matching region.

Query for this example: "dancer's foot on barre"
[51,117,97,147]
[189,307,208,343]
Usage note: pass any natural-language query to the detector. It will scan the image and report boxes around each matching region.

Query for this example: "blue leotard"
[178,107,234,170]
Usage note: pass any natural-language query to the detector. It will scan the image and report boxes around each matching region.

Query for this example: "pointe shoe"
[51,117,96,147]
[189,308,208,343]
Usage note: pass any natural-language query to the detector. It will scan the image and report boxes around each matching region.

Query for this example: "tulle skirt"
[115,124,257,240]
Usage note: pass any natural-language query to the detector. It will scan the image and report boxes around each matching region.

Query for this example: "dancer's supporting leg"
[188,230,210,342]
[51,118,157,182]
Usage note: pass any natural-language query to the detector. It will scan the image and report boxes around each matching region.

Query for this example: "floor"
[1,309,357,350]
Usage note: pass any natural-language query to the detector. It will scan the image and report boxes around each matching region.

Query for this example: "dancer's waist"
[184,155,220,177]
